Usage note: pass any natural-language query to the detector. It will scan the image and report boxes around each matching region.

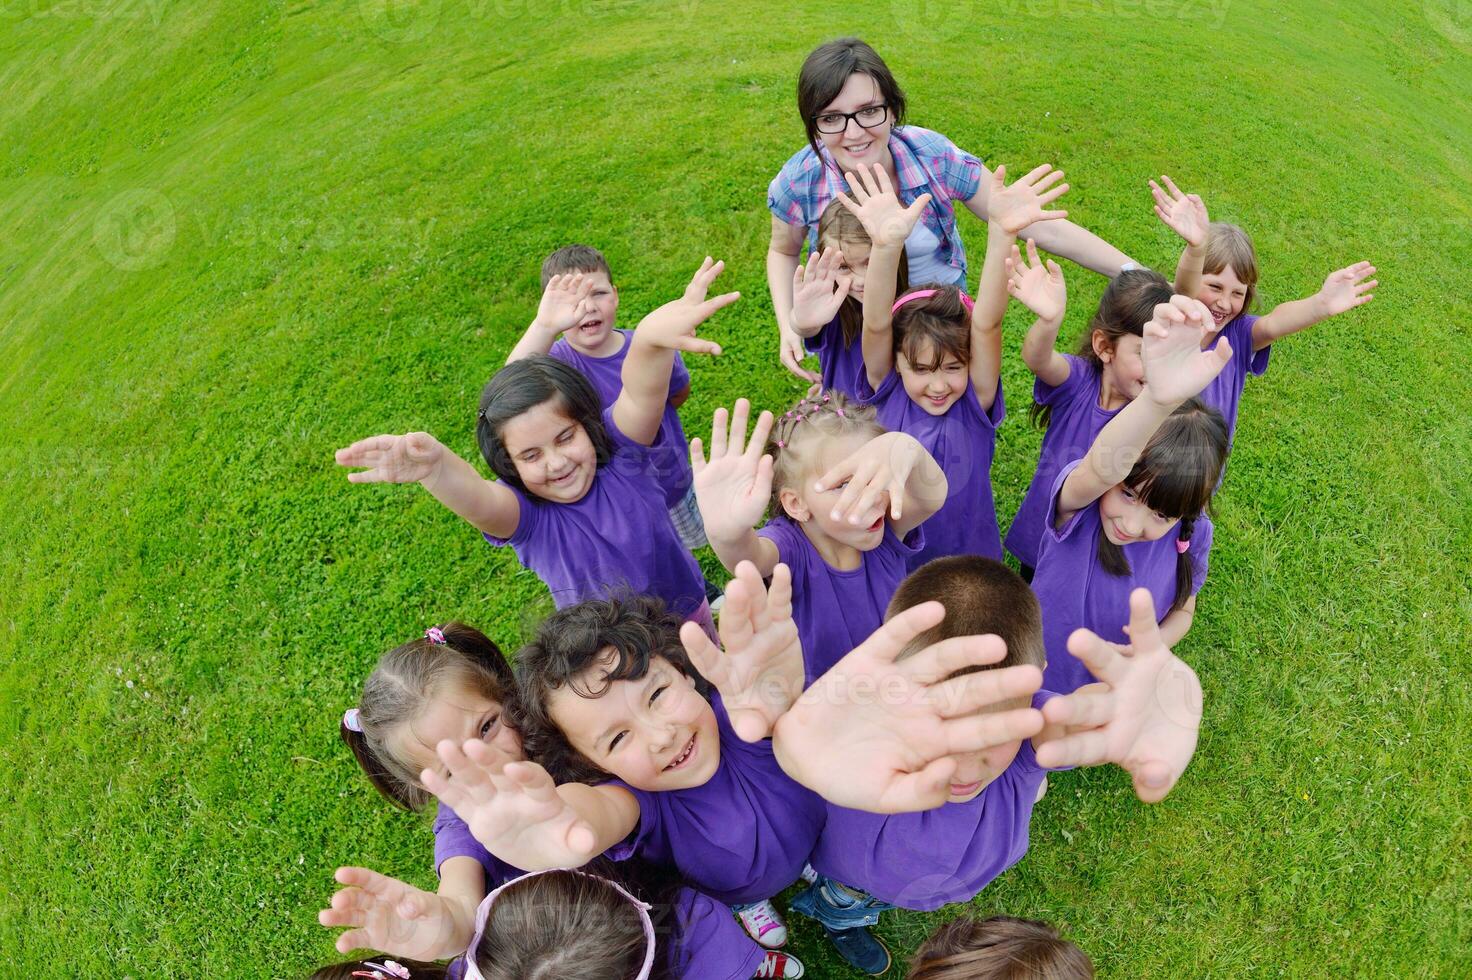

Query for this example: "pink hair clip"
[892,287,976,315]
[835,408,845,417]
[424,626,446,645]
[775,440,786,448]
[1176,538,1190,554]
[821,394,831,403]
[343,708,362,733]
[352,962,411,980]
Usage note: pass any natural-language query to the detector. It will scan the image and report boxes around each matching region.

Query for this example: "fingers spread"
[940,706,1045,756]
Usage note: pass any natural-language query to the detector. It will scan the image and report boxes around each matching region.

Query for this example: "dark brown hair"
[893,283,971,372]
[815,198,910,349]
[342,622,516,811]
[766,389,886,519]
[797,38,907,165]
[475,355,612,494]
[1201,221,1259,313]
[908,915,1093,979]
[1031,268,1172,430]
[1097,399,1229,611]
[515,594,709,785]
[309,957,446,980]
[886,556,1046,674]
[540,244,612,288]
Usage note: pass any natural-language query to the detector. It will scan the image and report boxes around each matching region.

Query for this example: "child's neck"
[568,329,626,359]
[1096,370,1133,412]
[796,518,863,571]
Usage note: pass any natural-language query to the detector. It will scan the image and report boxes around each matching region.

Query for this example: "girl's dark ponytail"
[1171,516,1197,613]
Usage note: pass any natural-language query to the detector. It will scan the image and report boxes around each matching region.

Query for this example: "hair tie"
[424,626,447,645]
[343,708,362,733]
[821,394,830,403]
[891,287,975,315]
[1176,538,1190,554]
[835,408,845,417]
[476,408,487,420]
[775,440,786,449]
[351,961,412,980]
[463,870,657,980]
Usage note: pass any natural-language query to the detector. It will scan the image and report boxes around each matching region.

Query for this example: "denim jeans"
[790,875,896,930]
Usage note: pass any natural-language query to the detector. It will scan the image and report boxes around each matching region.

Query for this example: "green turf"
[2,1,1469,976]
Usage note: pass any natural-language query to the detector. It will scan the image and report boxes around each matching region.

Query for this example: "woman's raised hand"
[836,163,931,248]
[1149,175,1209,248]
[790,247,853,332]
[335,432,446,485]
[986,164,1069,235]
[1006,239,1067,323]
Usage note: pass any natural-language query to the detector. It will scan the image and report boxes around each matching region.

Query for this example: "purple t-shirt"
[1005,354,1122,569]
[805,312,865,400]
[1197,312,1269,449]
[863,371,1006,569]
[757,515,924,685]
[483,408,706,618]
[433,802,524,887]
[1033,460,1214,694]
[809,691,1055,909]
[548,329,694,506]
[606,695,827,906]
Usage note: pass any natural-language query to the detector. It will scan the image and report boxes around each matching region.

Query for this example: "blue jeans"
[790,875,896,931]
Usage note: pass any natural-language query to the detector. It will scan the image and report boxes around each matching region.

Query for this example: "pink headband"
[891,288,975,315]
[462,869,657,980]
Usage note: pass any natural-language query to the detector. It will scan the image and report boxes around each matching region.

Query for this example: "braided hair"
[766,389,886,520]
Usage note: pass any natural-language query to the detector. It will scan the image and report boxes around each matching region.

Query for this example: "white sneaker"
[737,898,789,948]
[799,863,818,884]
[754,950,805,977]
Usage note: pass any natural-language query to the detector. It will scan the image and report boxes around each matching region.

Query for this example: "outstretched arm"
[1250,261,1377,352]
[964,167,1131,276]
[336,432,520,539]
[507,273,597,363]
[1010,239,1071,387]
[615,257,739,445]
[769,216,821,383]
[1150,175,1210,296]
[319,864,477,960]
[691,399,782,576]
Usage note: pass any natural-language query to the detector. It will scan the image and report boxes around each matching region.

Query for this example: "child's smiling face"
[564,270,621,355]
[896,338,967,415]
[500,399,598,503]
[781,430,891,555]
[1093,330,1146,404]
[1098,482,1180,545]
[1197,264,1249,329]
[547,651,722,792]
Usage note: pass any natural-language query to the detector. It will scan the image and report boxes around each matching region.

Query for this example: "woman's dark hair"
[475,356,612,493]
[816,198,910,350]
[309,957,447,980]
[1030,268,1172,430]
[1096,399,1229,611]
[515,594,709,784]
[908,915,1094,979]
[342,623,516,811]
[893,282,971,371]
[797,38,907,165]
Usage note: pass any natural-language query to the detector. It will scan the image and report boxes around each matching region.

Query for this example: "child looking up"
[336,259,737,633]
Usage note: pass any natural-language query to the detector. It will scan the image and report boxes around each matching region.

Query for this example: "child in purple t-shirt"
[838,161,1071,569]
[1032,295,1234,694]
[790,555,1204,975]
[691,393,944,684]
[336,258,738,632]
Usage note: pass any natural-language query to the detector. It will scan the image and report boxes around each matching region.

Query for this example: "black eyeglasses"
[813,104,889,135]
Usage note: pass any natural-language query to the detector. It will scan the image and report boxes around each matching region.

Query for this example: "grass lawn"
[2,1,1469,976]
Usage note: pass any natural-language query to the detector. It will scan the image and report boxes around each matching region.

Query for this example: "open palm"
[690,399,774,542]
[335,432,445,484]
[1006,239,1067,322]
[790,247,852,331]
[1150,175,1209,248]
[835,163,931,248]
[1141,296,1233,405]
[1317,261,1377,316]
[987,163,1069,235]
[319,866,467,960]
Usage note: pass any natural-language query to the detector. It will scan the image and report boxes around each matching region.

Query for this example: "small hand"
[1141,296,1233,405]
[634,257,740,356]
[790,247,853,332]
[690,399,775,543]
[1036,589,1202,802]
[835,163,932,248]
[319,866,465,959]
[534,272,597,334]
[335,432,446,485]
[1315,261,1377,317]
[986,163,1070,235]
[1006,238,1067,322]
[681,561,804,742]
[1149,175,1209,248]
[421,744,597,870]
[779,326,821,383]
[814,431,925,526]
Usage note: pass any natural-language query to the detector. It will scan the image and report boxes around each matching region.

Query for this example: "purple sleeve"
[1234,313,1270,376]
[670,351,691,396]
[432,803,491,878]
[1042,458,1093,545]
[886,517,926,557]
[1188,514,1214,595]
[757,517,809,576]
[855,367,900,407]
[967,376,1006,428]
[598,780,656,862]
[1027,689,1074,773]
[1035,353,1090,407]
[481,481,534,548]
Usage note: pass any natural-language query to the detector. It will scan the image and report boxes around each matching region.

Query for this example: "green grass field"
[2,1,1470,976]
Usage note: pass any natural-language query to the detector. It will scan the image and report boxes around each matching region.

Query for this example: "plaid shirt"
[767,125,984,282]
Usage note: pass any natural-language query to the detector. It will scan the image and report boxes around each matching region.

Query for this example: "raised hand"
[690,399,775,543]
[1315,261,1377,317]
[335,432,446,485]
[1149,175,1209,248]
[681,562,804,742]
[421,744,598,871]
[814,430,930,525]
[773,601,1046,813]
[1141,296,1233,405]
[1036,589,1202,803]
[534,272,597,334]
[835,163,932,248]
[790,247,853,332]
[986,164,1069,236]
[319,866,467,959]
[1006,238,1067,323]
[779,327,821,384]
[633,257,740,356]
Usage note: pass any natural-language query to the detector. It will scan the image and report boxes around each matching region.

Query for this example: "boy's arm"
[614,257,737,446]
[336,432,520,540]
[691,400,783,577]
[506,273,596,364]
[1250,261,1377,352]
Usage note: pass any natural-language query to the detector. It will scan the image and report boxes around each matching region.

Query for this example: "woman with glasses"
[767,37,1135,384]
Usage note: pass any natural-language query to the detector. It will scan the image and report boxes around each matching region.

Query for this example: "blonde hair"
[766,389,885,519]
[1202,222,1259,313]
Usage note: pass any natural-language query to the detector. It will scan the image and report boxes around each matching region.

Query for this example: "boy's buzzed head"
[540,244,612,287]
[886,556,1045,673]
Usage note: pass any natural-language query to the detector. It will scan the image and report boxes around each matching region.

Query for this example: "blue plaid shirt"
[768,125,984,283]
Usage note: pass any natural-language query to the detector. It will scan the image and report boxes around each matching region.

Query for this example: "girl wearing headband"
[838,160,1070,572]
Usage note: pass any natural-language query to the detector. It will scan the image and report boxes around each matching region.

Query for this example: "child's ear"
[778,486,810,523]
[1091,330,1115,364]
